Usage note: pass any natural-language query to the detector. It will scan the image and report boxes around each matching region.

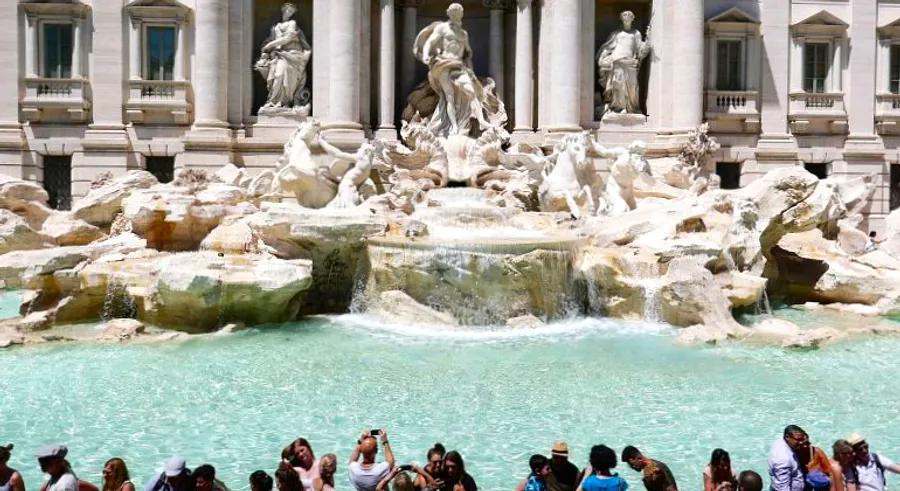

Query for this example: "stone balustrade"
[125,80,192,125]
[21,77,90,123]
[705,90,760,133]
[876,93,900,135]
[788,92,848,135]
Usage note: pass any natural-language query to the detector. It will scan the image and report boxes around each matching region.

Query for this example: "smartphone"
[370,429,381,436]
[399,465,413,472]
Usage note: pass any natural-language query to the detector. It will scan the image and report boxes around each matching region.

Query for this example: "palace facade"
[1,0,898,227]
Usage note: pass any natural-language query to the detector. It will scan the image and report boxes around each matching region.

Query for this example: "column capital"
[516,0,532,10]
[398,0,422,8]
[483,0,510,11]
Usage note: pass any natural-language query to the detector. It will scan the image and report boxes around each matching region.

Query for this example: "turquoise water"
[1,315,900,491]
[0,289,21,319]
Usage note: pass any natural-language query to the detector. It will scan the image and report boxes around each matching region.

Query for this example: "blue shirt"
[524,475,547,491]
[768,439,804,491]
[581,474,629,491]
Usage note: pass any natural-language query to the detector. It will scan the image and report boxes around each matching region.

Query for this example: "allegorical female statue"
[255,2,312,112]
[409,3,506,137]
[597,11,652,115]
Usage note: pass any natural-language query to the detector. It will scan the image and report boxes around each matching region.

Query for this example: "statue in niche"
[405,3,507,137]
[597,10,651,115]
[255,2,312,114]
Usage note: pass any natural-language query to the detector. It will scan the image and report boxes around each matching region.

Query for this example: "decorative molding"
[483,0,509,11]
[126,0,191,22]
[516,0,532,10]
[21,1,89,18]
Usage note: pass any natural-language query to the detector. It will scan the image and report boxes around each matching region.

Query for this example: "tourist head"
[392,471,414,491]
[443,451,465,481]
[36,444,69,477]
[783,425,809,451]
[0,443,11,465]
[621,446,645,471]
[846,433,869,463]
[620,11,635,29]
[249,470,273,491]
[589,445,617,473]
[281,2,297,20]
[529,455,551,480]
[447,3,464,23]
[551,441,571,465]
[291,438,315,469]
[359,437,379,461]
[102,458,131,491]
[737,471,763,491]
[832,440,854,466]
[275,463,302,491]
[193,465,216,491]
[163,457,189,487]
[426,443,446,474]
[870,231,877,239]
[319,454,337,479]
[709,449,733,482]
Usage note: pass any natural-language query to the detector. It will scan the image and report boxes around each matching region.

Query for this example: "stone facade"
[1,0,898,229]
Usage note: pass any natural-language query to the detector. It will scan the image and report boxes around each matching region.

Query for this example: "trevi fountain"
[1,4,899,491]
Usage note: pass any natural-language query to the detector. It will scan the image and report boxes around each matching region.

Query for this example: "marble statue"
[597,11,651,115]
[408,3,507,137]
[255,2,312,114]
[598,141,651,215]
[539,133,603,218]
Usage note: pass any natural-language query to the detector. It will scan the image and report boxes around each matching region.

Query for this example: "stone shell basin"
[364,189,586,325]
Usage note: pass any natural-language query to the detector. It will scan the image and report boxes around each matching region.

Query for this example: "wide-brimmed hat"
[551,441,569,457]
[164,457,187,477]
[846,433,866,447]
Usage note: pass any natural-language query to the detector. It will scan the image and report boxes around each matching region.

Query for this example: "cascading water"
[757,288,773,316]
[629,261,663,323]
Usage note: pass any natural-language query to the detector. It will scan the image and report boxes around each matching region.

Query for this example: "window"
[43,156,72,211]
[43,23,73,79]
[146,157,175,183]
[804,43,830,93]
[716,162,741,190]
[891,46,900,94]
[145,25,176,81]
[716,40,743,91]
[891,165,900,211]
[804,162,829,180]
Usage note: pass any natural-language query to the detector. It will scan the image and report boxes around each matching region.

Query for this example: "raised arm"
[380,430,395,469]
[349,431,367,464]
[376,468,400,491]
[318,136,357,162]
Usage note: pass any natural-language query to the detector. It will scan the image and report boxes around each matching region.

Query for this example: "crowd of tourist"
[0,426,897,491]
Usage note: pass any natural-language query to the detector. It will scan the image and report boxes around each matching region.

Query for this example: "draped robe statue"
[255,2,312,112]
[597,11,651,115]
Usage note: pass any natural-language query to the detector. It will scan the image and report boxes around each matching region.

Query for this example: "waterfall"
[757,287,773,317]
[629,261,663,323]
[101,279,137,320]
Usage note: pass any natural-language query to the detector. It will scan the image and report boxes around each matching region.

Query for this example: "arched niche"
[594,0,652,119]
[251,0,313,116]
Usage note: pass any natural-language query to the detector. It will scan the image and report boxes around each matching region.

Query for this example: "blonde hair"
[392,472,414,491]
[102,458,131,491]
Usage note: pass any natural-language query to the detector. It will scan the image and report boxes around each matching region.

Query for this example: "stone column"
[400,0,422,111]
[129,18,141,80]
[72,18,83,78]
[0,0,26,180]
[547,0,581,135]
[485,0,506,96]
[669,0,704,130]
[848,0,877,139]
[760,2,793,138]
[193,0,229,128]
[513,0,534,135]
[377,0,397,138]
[325,0,364,142]
[174,22,185,81]
[25,14,37,77]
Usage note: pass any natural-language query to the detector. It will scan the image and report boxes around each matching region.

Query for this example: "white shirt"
[853,454,895,491]
[46,473,78,491]
[348,462,390,491]
[768,438,804,491]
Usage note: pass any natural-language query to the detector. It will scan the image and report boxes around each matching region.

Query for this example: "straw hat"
[845,433,866,446]
[551,441,569,457]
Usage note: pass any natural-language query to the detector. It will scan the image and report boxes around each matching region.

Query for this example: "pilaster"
[376,0,398,140]
[512,0,535,138]
[546,0,581,137]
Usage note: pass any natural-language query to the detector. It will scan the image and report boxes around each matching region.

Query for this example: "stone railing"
[704,90,760,133]
[21,77,90,123]
[126,80,192,125]
[876,93,900,135]
[788,92,847,134]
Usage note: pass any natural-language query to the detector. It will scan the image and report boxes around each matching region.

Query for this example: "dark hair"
[0,444,12,464]
[529,455,549,474]
[194,465,216,482]
[275,463,302,491]
[282,438,314,465]
[427,443,447,461]
[870,231,877,238]
[783,425,806,438]
[738,471,763,491]
[444,451,465,475]
[590,445,617,471]
[249,471,273,491]
[710,449,733,485]
[621,446,641,462]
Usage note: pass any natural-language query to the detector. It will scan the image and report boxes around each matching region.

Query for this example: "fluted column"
[377,0,397,137]
[548,0,581,134]
[193,0,229,128]
[400,0,422,109]
[513,0,534,134]
[485,0,506,96]
[670,0,704,129]
[25,14,37,77]
[326,0,362,132]
[129,18,141,80]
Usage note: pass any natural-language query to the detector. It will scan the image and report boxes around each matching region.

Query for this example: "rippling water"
[1,315,899,491]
